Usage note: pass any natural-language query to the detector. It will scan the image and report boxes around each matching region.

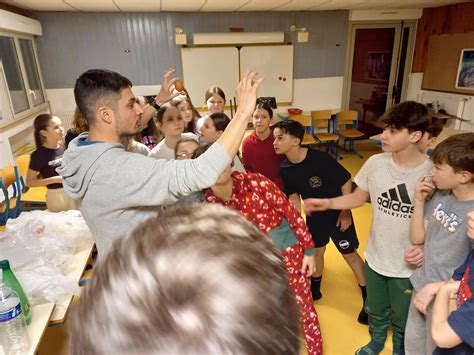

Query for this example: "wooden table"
[49,242,94,324]
[27,303,55,355]
[24,241,93,354]
[370,127,470,148]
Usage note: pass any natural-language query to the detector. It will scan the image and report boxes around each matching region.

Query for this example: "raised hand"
[414,174,436,203]
[155,67,183,106]
[235,71,264,118]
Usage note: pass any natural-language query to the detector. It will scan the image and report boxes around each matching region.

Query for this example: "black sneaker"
[358,307,369,325]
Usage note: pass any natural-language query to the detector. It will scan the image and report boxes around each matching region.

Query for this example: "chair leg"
[349,140,364,158]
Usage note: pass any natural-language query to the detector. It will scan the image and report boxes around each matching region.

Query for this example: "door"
[344,22,415,131]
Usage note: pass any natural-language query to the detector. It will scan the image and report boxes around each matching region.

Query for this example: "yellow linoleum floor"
[37,140,392,355]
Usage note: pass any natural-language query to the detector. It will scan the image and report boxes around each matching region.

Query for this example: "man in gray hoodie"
[58,68,262,258]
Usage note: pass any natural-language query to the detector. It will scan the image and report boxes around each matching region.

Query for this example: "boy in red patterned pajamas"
[195,144,323,355]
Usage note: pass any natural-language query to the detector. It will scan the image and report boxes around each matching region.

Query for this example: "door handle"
[28,89,37,101]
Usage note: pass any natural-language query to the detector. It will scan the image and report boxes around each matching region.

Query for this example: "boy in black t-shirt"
[273,119,368,325]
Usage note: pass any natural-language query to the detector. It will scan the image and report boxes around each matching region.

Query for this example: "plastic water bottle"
[0,260,31,325]
[0,281,30,355]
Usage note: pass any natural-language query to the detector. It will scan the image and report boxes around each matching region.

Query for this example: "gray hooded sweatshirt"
[57,132,231,258]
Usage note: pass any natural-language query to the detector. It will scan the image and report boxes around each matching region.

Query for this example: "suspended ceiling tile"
[6,0,77,11]
[161,0,205,11]
[238,0,293,11]
[1,0,471,12]
[114,0,161,12]
[273,0,329,11]
[199,0,251,12]
[63,0,120,11]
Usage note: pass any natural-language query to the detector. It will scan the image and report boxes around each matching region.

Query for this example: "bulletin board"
[181,45,294,107]
[422,32,474,95]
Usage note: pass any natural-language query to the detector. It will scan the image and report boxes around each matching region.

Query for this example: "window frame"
[0,30,48,126]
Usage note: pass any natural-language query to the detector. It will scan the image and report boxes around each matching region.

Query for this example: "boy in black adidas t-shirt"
[273,120,368,325]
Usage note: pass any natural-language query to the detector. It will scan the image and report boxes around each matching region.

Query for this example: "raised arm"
[214,72,263,158]
[151,69,262,160]
[304,186,369,214]
[141,68,182,123]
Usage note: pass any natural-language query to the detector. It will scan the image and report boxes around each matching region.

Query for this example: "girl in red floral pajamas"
[198,148,323,354]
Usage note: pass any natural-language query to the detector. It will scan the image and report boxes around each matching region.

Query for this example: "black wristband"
[149,99,160,111]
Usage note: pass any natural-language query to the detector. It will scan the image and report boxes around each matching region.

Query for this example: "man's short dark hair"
[69,204,300,355]
[379,101,431,134]
[74,69,132,124]
[273,120,305,145]
[431,133,474,174]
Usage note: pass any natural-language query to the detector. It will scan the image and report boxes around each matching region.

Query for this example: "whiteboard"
[181,47,239,108]
[240,45,294,103]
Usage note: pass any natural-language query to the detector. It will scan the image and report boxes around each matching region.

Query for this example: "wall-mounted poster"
[365,51,391,82]
[455,49,474,90]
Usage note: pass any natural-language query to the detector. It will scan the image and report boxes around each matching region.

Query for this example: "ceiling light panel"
[310,0,366,10]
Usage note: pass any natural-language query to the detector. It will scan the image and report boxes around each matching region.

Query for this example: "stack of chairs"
[0,165,22,226]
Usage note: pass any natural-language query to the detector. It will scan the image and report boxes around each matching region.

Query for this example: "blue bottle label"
[0,303,22,322]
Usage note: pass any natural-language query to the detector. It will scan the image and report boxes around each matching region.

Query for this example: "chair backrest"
[289,114,314,135]
[289,114,312,127]
[15,154,30,192]
[0,165,22,224]
[0,165,18,192]
[337,110,359,129]
[311,110,333,129]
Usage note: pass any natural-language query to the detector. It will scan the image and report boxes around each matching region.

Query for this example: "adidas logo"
[376,184,414,218]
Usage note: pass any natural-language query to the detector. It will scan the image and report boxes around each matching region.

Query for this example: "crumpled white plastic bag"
[0,210,92,305]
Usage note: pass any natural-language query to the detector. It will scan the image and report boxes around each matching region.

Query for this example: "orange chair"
[311,110,339,159]
[0,165,22,225]
[289,114,317,146]
[335,110,365,158]
[15,154,47,211]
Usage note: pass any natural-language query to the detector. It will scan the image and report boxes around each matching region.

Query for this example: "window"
[19,39,45,107]
[0,32,47,125]
[0,36,29,114]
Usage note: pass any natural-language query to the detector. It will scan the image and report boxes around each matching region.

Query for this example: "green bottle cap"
[0,260,10,269]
